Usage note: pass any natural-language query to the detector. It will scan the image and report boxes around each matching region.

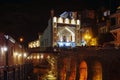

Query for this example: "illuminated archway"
[79,61,88,80]
[92,61,102,80]
[57,26,75,42]
[57,26,76,47]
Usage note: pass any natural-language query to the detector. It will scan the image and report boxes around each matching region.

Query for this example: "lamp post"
[19,37,25,80]
[84,34,91,46]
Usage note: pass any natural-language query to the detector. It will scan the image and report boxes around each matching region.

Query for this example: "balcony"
[110,24,120,32]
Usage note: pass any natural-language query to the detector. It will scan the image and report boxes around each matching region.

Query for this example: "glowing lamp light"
[47,55,50,59]
[19,37,24,42]
[84,35,91,40]
[58,17,63,23]
[53,17,57,22]
[23,53,27,57]
[27,57,30,59]
[40,54,44,59]
[65,18,69,24]
[34,56,36,59]
[71,19,76,24]
[37,55,40,59]
[1,46,8,52]
[77,20,80,25]
[19,54,22,57]
[14,52,18,56]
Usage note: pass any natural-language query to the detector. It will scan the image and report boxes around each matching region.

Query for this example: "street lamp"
[4,35,9,80]
[84,33,91,46]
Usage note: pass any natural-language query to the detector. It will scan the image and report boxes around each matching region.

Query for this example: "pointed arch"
[92,61,102,80]
[79,61,88,80]
[57,26,75,42]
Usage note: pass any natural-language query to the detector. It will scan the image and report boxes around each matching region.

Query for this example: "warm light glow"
[77,20,80,25]
[28,40,40,48]
[40,54,44,59]
[71,19,76,24]
[92,61,102,80]
[37,55,40,59]
[65,18,69,24]
[34,56,36,59]
[117,6,120,9]
[18,54,22,57]
[27,57,30,59]
[58,17,63,23]
[19,37,24,42]
[79,61,88,80]
[23,53,27,57]
[65,27,75,42]
[47,55,50,59]
[30,56,33,59]
[60,59,67,80]
[84,35,91,40]
[69,63,76,80]
[53,17,57,22]
[1,46,7,53]
[90,38,97,46]
[3,46,7,52]
[83,30,92,46]
[14,52,18,56]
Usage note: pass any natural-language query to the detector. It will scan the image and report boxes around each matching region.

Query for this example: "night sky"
[0,0,119,46]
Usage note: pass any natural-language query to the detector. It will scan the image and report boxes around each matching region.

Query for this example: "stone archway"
[92,61,102,80]
[79,60,88,80]
[57,26,76,47]
[57,26,75,42]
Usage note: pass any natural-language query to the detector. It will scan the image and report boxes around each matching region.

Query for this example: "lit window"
[71,19,76,24]
[53,17,57,22]
[37,55,40,59]
[65,18,69,24]
[58,17,63,23]
[77,20,80,25]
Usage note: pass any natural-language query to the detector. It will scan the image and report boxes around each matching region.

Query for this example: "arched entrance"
[92,61,102,80]
[57,26,76,48]
[79,61,88,80]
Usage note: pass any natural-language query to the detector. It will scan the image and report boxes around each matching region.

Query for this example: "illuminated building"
[97,9,111,34]
[110,6,120,47]
[80,9,97,46]
[28,40,40,48]
[28,10,101,48]
[40,10,81,48]
[96,8,112,45]
[0,33,27,66]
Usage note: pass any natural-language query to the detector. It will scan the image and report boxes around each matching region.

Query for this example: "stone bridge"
[27,47,120,80]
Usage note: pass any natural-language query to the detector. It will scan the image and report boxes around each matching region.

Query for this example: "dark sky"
[0,0,119,46]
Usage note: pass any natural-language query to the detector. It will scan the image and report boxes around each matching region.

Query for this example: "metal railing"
[110,24,120,30]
